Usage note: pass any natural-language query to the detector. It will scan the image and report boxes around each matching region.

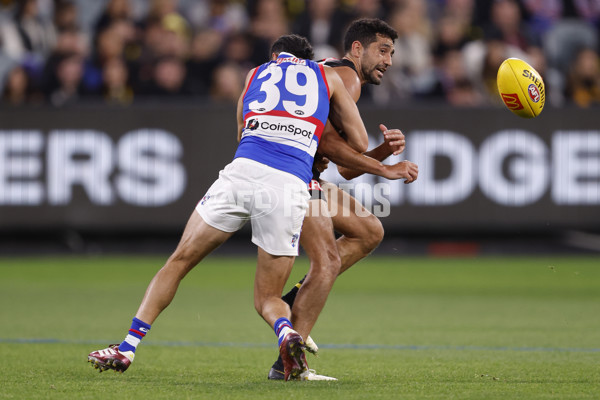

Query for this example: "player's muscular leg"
[136,211,234,324]
[322,181,384,275]
[293,199,341,339]
[254,248,296,328]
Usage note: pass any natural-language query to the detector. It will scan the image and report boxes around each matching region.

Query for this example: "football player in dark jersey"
[268,19,419,380]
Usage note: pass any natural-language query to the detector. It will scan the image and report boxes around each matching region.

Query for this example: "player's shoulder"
[319,59,360,101]
[322,57,357,76]
[319,58,355,71]
[244,66,259,85]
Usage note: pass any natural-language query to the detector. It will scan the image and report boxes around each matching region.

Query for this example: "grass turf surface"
[0,255,598,399]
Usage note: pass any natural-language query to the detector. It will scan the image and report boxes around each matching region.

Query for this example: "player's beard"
[363,63,387,85]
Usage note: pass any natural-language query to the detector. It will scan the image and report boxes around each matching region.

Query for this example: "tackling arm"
[319,125,418,182]
[336,124,406,180]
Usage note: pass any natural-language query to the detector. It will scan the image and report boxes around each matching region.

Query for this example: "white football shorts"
[196,157,309,256]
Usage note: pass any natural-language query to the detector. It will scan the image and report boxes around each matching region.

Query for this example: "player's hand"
[380,124,405,156]
[313,153,330,173]
[382,160,418,183]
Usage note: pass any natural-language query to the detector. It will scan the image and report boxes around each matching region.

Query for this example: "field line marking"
[1,338,599,353]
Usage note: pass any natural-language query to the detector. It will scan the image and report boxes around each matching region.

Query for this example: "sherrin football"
[497,58,545,118]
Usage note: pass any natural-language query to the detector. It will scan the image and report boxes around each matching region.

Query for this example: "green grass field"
[1,254,599,399]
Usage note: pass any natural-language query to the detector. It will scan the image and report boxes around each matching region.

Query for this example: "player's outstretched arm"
[319,126,418,183]
[325,66,369,153]
[337,123,407,180]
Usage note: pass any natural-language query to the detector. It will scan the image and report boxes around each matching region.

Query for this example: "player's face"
[360,34,394,85]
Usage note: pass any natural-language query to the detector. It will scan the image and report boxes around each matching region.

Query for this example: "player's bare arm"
[324,66,369,153]
[316,62,413,181]
[319,126,418,183]
[337,124,407,180]
[237,68,257,142]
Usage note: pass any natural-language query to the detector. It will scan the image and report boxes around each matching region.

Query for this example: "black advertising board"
[0,105,598,234]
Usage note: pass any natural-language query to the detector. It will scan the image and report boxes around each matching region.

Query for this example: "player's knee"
[362,215,384,253]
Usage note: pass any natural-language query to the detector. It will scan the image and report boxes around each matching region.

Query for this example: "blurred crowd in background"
[0,0,599,108]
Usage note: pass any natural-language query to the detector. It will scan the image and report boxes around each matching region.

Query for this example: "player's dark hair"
[271,34,314,60]
[343,18,398,53]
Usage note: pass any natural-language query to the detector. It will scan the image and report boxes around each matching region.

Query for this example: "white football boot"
[299,369,337,381]
[305,335,319,355]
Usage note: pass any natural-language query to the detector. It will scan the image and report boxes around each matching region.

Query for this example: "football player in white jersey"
[87,34,389,381]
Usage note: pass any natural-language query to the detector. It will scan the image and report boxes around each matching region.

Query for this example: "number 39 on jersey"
[236,52,331,183]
